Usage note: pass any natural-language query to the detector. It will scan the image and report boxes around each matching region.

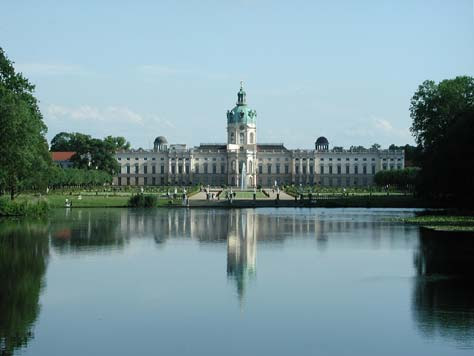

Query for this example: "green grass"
[402,215,474,231]
[14,193,184,208]
[223,191,267,199]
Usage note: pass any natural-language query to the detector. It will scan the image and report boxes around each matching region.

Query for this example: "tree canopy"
[409,76,474,202]
[50,132,129,175]
[0,47,51,199]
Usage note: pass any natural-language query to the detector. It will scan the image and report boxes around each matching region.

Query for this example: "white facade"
[113,86,404,187]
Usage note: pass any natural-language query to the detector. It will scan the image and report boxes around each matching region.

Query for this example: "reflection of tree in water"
[412,228,474,347]
[0,222,49,356]
[226,211,257,306]
[51,209,126,254]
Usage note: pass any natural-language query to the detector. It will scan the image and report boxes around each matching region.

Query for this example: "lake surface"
[1,208,473,356]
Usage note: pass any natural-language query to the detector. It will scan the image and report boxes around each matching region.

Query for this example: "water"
[1,208,473,356]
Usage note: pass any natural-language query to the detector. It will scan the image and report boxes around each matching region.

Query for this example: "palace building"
[113,83,404,187]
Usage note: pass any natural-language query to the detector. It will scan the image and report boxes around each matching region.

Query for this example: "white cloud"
[46,105,145,125]
[16,63,88,76]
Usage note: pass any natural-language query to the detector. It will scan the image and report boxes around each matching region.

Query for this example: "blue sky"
[1,0,473,149]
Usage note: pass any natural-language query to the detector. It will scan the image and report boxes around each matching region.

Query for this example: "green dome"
[227,105,257,125]
[227,83,257,125]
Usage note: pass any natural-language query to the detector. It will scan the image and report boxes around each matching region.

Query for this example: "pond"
[1,208,473,355]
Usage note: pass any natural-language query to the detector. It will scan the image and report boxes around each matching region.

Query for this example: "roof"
[257,144,288,152]
[51,151,76,161]
[316,136,329,145]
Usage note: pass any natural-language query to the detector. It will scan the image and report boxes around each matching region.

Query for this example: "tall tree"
[409,76,474,202]
[0,48,51,199]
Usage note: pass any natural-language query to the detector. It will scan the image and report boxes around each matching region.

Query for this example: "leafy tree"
[0,48,51,199]
[371,143,381,150]
[409,76,474,202]
[410,76,474,149]
[50,132,125,175]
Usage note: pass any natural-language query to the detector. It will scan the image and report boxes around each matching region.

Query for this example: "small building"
[51,151,76,168]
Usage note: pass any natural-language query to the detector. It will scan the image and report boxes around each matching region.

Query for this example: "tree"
[371,143,381,150]
[50,132,124,175]
[0,48,51,199]
[409,76,474,202]
[410,76,474,149]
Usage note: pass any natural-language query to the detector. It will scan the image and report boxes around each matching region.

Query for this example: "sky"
[1,0,473,149]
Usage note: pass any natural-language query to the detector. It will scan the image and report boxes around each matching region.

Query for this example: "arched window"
[232,160,236,173]
[248,160,253,173]
[231,132,235,144]
[249,132,254,144]
[240,132,245,144]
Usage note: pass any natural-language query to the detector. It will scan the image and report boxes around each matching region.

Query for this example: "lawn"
[223,191,267,199]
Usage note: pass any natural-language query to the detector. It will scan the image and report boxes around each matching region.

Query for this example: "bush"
[0,198,50,216]
[128,194,157,208]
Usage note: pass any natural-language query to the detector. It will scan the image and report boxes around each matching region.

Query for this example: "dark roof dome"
[154,136,168,144]
[315,136,329,145]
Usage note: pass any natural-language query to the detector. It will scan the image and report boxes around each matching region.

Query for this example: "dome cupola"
[227,81,257,125]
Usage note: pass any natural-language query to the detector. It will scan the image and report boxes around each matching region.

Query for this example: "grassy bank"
[402,215,474,231]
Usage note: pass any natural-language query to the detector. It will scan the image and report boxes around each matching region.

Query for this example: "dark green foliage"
[50,132,130,174]
[374,168,420,190]
[47,167,112,188]
[409,76,474,203]
[0,198,50,217]
[388,144,422,166]
[128,194,158,208]
[0,48,52,200]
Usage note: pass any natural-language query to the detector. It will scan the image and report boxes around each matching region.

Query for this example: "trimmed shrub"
[128,194,157,208]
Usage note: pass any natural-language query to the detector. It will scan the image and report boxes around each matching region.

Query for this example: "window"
[259,165,263,174]
[135,165,139,174]
[143,165,148,174]
[337,165,341,174]
[144,177,148,185]
[354,165,359,174]
[383,163,387,170]
[118,177,121,186]
[267,164,272,174]
[212,164,217,174]
[185,165,189,174]
[118,157,122,161]
[302,165,307,174]
[310,165,314,174]
[240,132,245,144]
[285,165,289,174]
[135,177,138,185]
[363,165,367,174]
[346,165,350,174]
[152,165,156,174]
[204,163,208,174]
[320,165,324,174]
[127,177,130,185]
[195,164,200,174]
[295,165,299,174]
[231,132,235,144]
[329,165,333,174]
[171,165,175,174]
[276,164,281,174]
[152,177,156,185]
[221,164,225,173]
[371,165,376,175]
[249,132,254,144]
[160,165,165,174]
[126,165,130,174]
[178,165,183,174]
